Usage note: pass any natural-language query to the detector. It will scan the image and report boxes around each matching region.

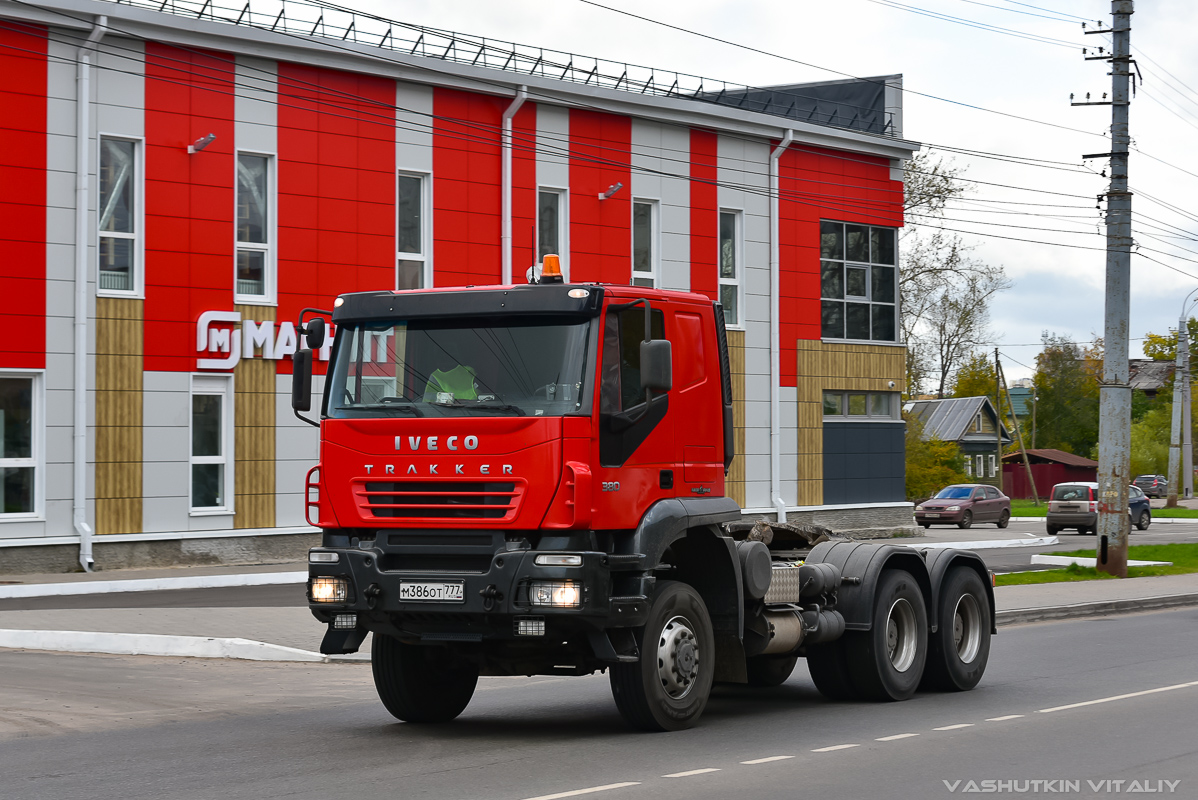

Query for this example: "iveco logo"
[394,435,478,452]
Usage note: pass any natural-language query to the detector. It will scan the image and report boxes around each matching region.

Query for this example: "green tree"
[1033,333,1100,456]
[905,411,968,502]
[1130,404,1172,477]
[1142,316,1198,364]
[952,351,1020,449]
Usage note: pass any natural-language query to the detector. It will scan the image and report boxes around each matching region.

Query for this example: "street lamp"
[1167,289,1198,506]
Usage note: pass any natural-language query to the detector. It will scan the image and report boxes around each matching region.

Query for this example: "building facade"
[0,0,918,572]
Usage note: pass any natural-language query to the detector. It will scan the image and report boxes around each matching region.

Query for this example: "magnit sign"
[196,310,333,370]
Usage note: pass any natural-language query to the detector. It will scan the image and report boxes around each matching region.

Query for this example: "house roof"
[903,396,1012,445]
[1007,386,1032,417]
[1128,360,1174,393]
[1001,448,1098,468]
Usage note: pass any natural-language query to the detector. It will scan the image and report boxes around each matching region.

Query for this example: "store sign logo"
[197,310,333,370]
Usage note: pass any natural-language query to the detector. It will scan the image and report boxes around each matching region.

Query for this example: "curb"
[0,571,308,600]
[0,628,370,663]
[996,592,1198,626]
[901,536,1059,551]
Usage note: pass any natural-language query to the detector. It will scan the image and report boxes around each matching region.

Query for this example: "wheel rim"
[952,593,982,664]
[657,615,700,700]
[885,598,918,673]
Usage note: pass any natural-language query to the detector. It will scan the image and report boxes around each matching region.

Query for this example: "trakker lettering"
[363,464,512,475]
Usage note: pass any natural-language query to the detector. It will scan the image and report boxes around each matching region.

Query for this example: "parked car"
[915,484,1011,529]
[1133,474,1168,498]
[1045,482,1151,534]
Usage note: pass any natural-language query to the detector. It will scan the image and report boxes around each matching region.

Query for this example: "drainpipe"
[500,85,528,285]
[769,130,794,523]
[74,15,107,572]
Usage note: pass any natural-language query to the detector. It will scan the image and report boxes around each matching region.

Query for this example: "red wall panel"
[689,129,718,301]
[277,63,396,373]
[0,23,47,369]
[778,144,903,386]
[143,43,236,373]
[511,106,537,278]
[568,109,631,284]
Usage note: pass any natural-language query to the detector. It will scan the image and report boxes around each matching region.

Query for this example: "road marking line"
[1038,681,1198,713]
[662,768,721,778]
[932,724,974,731]
[876,733,920,741]
[986,715,1025,721]
[521,782,641,800]
[811,744,859,752]
[740,756,795,765]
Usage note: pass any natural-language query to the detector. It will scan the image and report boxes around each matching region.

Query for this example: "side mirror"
[304,317,326,350]
[292,348,313,412]
[640,339,672,393]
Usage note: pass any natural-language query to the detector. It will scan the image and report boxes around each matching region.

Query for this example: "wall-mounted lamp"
[188,133,216,154]
[598,181,623,200]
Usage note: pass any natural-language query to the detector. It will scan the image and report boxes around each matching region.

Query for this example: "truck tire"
[371,635,478,723]
[805,640,858,701]
[920,567,991,692]
[745,655,798,687]
[845,569,928,701]
[609,580,714,731]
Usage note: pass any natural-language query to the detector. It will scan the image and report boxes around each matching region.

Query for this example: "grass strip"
[995,543,1198,586]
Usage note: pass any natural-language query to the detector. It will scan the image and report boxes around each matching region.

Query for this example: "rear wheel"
[957,511,973,529]
[996,510,1010,529]
[371,636,478,723]
[845,569,929,701]
[1136,510,1151,531]
[1046,524,1060,535]
[806,640,858,701]
[921,567,991,692]
[921,522,931,529]
[610,580,714,731]
[746,655,798,687]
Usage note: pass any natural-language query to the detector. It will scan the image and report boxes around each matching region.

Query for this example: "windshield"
[934,486,974,500]
[327,316,593,419]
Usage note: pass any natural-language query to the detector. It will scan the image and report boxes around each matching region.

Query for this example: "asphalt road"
[2,608,1195,800]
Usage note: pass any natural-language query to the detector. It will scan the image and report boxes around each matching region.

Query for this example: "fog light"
[310,576,349,603]
[309,551,339,563]
[534,554,582,567]
[515,617,546,636]
[333,613,357,630]
[528,580,581,608]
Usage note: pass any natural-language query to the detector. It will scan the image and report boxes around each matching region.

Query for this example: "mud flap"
[320,626,368,655]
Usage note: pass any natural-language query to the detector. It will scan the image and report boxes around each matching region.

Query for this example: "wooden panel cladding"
[234,305,276,529]
[95,297,143,534]
[793,340,907,507]
[725,329,746,508]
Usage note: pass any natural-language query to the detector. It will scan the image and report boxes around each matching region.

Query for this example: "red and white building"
[0,0,918,572]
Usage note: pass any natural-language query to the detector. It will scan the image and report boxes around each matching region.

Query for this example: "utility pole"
[997,356,1038,504]
[1184,334,1193,499]
[995,348,1003,491]
[1077,1,1134,577]
[1168,317,1187,507]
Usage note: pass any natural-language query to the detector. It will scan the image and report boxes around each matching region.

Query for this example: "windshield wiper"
[467,402,526,416]
[342,402,424,417]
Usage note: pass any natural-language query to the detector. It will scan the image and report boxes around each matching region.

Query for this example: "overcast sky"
[351,0,1198,381]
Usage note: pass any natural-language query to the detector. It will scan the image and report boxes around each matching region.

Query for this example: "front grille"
[379,553,493,573]
[356,480,524,521]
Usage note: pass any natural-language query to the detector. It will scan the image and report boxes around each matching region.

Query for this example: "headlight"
[915,505,924,511]
[947,505,961,512]
[310,576,349,603]
[528,580,582,608]
[535,554,583,566]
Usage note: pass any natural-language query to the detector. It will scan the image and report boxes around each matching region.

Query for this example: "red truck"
[293,265,994,731]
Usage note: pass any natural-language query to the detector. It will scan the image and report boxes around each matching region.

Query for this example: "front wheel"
[996,509,1010,529]
[806,640,858,701]
[921,567,991,692]
[371,635,479,723]
[746,655,798,687]
[921,522,931,529]
[957,511,973,529]
[1136,510,1151,531]
[845,569,929,701]
[610,581,715,731]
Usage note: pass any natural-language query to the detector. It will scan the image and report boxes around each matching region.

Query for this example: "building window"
[235,153,273,303]
[190,376,233,514]
[964,458,973,477]
[976,455,985,477]
[989,454,997,478]
[538,188,568,276]
[719,209,742,327]
[0,375,39,518]
[631,200,657,288]
[822,390,899,420]
[819,220,897,342]
[98,137,139,295]
[397,172,429,290]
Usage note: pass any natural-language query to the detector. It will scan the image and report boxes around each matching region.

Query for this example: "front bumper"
[915,509,965,524]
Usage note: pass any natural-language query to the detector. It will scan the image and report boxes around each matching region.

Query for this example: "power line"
[864,0,1083,49]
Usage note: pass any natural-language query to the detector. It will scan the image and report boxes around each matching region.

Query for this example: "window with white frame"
[819,220,897,341]
[631,200,657,288]
[976,455,985,477]
[190,377,233,513]
[0,375,40,518]
[538,188,568,275]
[98,137,139,294]
[964,458,973,477]
[989,454,997,478]
[235,153,273,302]
[397,172,429,290]
[718,209,743,327]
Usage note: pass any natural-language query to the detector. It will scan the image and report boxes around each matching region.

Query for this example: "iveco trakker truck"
[295,259,994,731]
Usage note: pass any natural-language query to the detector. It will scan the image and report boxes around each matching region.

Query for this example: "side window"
[98,137,140,296]
[235,153,273,303]
[986,486,1000,499]
[600,305,665,413]
[397,173,429,290]
[631,201,658,288]
[972,489,985,501]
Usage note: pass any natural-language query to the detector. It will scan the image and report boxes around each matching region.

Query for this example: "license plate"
[400,581,465,603]
[924,513,940,518]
